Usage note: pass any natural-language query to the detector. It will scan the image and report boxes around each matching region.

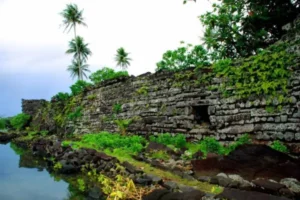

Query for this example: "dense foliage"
[70,80,92,96]
[156,43,210,71]
[150,133,187,148]
[66,132,146,154]
[89,67,129,84]
[214,43,294,102]
[0,117,6,130]
[200,0,299,60]
[68,106,83,121]
[10,113,31,130]
[51,92,70,102]
[198,135,251,156]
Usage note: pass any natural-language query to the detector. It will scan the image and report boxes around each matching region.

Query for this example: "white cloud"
[0,0,212,76]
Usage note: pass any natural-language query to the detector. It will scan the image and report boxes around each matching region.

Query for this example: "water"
[0,143,72,200]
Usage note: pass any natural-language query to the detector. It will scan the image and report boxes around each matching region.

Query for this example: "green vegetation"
[65,132,145,154]
[0,117,6,130]
[10,143,26,155]
[61,4,91,81]
[270,140,289,153]
[115,47,132,70]
[10,113,31,131]
[68,106,83,121]
[156,43,210,71]
[67,58,91,80]
[113,103,122,114]
[77,179,86,192]
[114,119,132,136]
[70,80,92,96]
[89,67,129,84]
[54,162,63,171]
[136,86,149,96]
[87,94,96,100]
[40,130,49,137]
[199,0,299,60]
[149,150,170,161]
[150,133,186,148]
[51,92,70,102]
[214,44,294,101]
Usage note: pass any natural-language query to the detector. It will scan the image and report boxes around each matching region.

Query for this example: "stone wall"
[25,15,300,142]
[22,99,47,117]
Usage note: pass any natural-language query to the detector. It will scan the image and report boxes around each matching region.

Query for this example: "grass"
[105,149,222,194]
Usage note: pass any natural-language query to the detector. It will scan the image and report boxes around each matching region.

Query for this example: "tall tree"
[60,4,87,38]
[200,0,300,60]
[115,47,132,70]
[61,4,89,80]
[66,36,92,80]
[67,59,90,80]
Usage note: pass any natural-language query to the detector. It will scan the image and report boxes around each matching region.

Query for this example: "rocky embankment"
[1,132,300,200]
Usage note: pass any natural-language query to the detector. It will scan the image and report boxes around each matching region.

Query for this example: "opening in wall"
[192,105,210,125]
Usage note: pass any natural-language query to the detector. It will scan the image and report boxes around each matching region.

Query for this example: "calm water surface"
[0,143,71,200]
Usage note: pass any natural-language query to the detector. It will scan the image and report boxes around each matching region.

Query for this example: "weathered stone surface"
[218,124,254,135]
[217,188,291,200]
[280,178,300,194]
[192,145,300,181]
[22,16,300,145]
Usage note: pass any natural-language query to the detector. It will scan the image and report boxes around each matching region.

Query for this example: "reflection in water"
[0,143,85,200]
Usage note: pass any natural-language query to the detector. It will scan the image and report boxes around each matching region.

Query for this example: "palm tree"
[115,47,132,70]
[66,36,92,62]
[66,36,92,80]
[67,59,90,80]
[61,4,88,80]
[60,4,87,38]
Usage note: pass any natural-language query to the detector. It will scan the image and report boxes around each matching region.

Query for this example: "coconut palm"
[66,36,92,62]
[115,47,132,70]
[66,36,92,80]
[67,59,90,80]
[60,4,87,38]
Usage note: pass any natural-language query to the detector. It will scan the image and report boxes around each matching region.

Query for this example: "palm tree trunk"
[73,24,82,80]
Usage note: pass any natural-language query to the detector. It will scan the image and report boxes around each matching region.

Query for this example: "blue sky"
[0,0,212,117]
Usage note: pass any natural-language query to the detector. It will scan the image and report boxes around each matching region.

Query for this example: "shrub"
[113,104,122,114]
[77,132,146,153]
[150,133,186,148]
[223,134,251,155]
[68,106,83,121]
[10,113,31,131]
[199,137,223,155]
[70,80,92,96]
[270,140,288,153]
[89,67,129,84]
[51,92,70,102]
[114,119,132,135]
[156,43,210,71]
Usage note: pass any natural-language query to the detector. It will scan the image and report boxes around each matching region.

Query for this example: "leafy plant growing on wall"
[89,67,129,84]
[68,106,83,121]
[70,80,92,96]
[113,103,122,114]
[270,140,289,153]
[114,119,132,136]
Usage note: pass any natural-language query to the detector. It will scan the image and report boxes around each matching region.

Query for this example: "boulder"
[217,188,291,200]
[192,144,300,181]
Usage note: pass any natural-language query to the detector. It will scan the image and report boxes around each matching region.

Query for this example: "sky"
[0,0,212,117]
